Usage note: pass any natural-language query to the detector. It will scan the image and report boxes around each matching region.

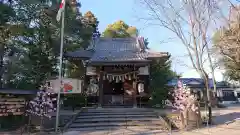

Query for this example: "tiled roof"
[89,38,168,63]
[167,78,231,88]
[89,38,143,62]
[64,49,93,58]
[89,51,150,62]
[0,89,39,95]
[65,37,168,63]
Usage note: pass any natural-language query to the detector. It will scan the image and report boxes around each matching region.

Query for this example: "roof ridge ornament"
[137,36,146,52]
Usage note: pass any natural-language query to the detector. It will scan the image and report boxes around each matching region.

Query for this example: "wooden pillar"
[82,62,87,107]
[133,65,137,108]
[133,81,137,108]
[98,67,104,108]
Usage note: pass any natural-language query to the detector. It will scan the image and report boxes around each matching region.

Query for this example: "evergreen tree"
[5,0,100,89]
[102,20,138,38]
[149,58,177,107]
[0,0,16,88]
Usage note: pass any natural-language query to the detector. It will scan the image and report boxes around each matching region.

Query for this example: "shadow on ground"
[213,112,240,125]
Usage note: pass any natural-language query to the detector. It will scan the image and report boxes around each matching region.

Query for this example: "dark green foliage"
[149,58,177,108]
[0,0,100,89]
[5,0,59,89]
[0,115,26,130]
[65,11,100,78]
[0,1,15,25]
[64,94,86,108]
[0,0,16,88]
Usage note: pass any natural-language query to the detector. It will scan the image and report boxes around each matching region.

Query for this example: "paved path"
[175,121,240,135]
[61,121,240,135]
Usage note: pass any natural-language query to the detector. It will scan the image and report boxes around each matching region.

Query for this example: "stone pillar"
[98,69,104,108]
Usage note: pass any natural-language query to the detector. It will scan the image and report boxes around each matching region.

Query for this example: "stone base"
[166,111,201,130]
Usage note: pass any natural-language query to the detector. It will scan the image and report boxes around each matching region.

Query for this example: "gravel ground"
[60,120,240,135]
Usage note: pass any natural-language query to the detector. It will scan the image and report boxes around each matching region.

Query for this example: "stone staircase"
[66,108,169,131]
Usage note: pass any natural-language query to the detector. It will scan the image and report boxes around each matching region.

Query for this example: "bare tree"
[138,0,222,123]
[213,4,240,81]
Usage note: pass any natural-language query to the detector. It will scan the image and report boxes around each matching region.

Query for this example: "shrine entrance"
[103,80,125,106]
[85,64,151,108]
[101,65,138,107]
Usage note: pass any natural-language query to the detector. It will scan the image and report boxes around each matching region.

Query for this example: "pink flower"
[170,80,199,113]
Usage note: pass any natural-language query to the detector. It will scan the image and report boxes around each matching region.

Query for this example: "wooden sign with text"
[0,97,25,116]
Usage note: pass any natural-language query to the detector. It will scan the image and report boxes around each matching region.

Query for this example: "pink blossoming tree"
[172,80,199,112]
[26,85,57,119]
[168,80,201,129]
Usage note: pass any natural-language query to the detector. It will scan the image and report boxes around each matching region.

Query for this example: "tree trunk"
[206,42,218,105]
[180,112,185,129]
[181,107,201,130]
[203,75,212,124]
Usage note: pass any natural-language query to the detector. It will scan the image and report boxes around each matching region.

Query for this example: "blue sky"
[80,0,229,81]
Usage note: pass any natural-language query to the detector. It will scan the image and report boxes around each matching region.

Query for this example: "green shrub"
[63,94,86,108]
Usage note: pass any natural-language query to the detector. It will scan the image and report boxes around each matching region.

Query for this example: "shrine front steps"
[66,108,170,132]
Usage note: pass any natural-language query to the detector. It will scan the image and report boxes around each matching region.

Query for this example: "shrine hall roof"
[64,37,169,64]
[0,88,39,95]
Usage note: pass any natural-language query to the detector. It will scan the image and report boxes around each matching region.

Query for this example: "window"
[222,90,236,101]
[237,93,240,98]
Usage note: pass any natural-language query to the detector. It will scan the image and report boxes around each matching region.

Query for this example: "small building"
[64,37,169,107]
[168,78,239,104]
[0,88,38,130]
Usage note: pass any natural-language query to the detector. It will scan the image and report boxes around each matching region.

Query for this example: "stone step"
[102,105,134,108]
[70,122,125,128]
[70,121,163,128]
[84,110,156,114]
[68,125,120,131]
[84,108,153,112]
[76,114,157,119]
[79,112,156,116]
[74,117,160,123]
[65,108,169,132]
[68,125,165,131]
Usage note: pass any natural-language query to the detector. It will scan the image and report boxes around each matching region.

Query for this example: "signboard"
[47,78,83,94]
[0,96,25,116]
[62,79,81,93]
[138,66,149,75]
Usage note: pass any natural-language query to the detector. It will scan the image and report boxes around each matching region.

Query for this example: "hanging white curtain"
[138,83,144,93]
[86,66,97,75]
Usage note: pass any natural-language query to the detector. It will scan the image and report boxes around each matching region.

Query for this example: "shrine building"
[64,37,169,107]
